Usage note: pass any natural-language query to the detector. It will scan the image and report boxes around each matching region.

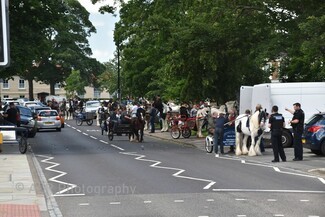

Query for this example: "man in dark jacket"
[269,105,286,162]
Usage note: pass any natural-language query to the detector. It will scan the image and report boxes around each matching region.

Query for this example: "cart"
[75,112,95,126]
[169,116,196,139]
[0,125,28,154]
[107,121,133,141]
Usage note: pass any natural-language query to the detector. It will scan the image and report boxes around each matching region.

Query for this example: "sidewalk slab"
[0,204,40,217]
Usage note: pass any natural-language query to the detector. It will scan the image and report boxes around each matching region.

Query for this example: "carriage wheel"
[76,118,83,126]
[18,135,28,154]
[170,127,181,139]
[205,135,214,153]
[182,128,191,138]
[86,119,93,126]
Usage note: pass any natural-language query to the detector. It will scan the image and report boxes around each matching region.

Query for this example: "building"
[0,76,111,101]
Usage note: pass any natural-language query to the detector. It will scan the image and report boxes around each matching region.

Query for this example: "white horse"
[235,110,266,156]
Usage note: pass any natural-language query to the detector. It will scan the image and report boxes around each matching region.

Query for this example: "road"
[29,119,325,217]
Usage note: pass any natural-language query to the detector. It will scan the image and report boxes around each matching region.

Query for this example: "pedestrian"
[268,105,286,162]
[255,104,266,153]
[285,102,305,161]
[3,102,19,126]
[190,104,198,118]
[213,111,227,157]
[149,103,157,133]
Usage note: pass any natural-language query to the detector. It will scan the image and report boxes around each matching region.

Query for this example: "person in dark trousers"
[268,105,286,162]
[149,104,157,133]
[213,111,227,157]
[285,102,305,161]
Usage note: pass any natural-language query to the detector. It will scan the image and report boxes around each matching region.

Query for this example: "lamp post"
[117,41,121,104]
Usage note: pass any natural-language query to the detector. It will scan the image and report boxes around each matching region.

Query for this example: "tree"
[64,70,86,98]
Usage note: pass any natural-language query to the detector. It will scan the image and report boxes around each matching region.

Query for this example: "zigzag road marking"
[120,152,216,189]
[37,155,85,196]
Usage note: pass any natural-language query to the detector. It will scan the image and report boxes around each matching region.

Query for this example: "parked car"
[16,105,38,138]
[302,112,325,155]
[37,110,61,132]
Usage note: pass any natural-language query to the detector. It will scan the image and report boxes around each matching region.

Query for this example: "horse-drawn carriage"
[107,122,134,141]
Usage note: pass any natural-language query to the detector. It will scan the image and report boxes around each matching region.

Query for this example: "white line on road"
[76,129,81,132]
[121,152,216,190]
[110,202,121,205]
[100,140,108,144]
[90,136,97,140]
[267,199,277,202]
[37,155,85,196]
[300,199,309,202]
[308,216,320,217]
[273,214,284,217]
[111,144,125,151]
[237,215,247,217]
[213,189,325,194]
[144,201,152,204]
[82,133,89,136]
[235,198,247,201]
[79,203,89,206]
[206,199,214,202]
[174,200,184,203]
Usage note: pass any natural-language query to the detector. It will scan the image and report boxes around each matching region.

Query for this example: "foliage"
[64,70,86,97]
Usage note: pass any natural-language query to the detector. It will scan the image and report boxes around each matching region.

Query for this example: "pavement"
[0,128,324,217]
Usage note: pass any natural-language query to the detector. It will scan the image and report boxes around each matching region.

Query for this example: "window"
[19,79,25,89]
[94,88,101,98]
[55,83,61,89]
[2,80,9,89]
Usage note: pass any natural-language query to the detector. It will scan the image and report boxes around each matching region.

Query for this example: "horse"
[129,107,146,142]
[196,106,223,138]
[235,109,267,156]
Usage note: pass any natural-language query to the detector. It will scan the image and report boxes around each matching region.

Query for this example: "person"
[226,109,236,153]
[285,102,305,161]
[3,102,19,126]
[213,111,227,157]
[190,104,198,118]
[149,103,157,133]
[268,105,286,162]
[255,104,266,153]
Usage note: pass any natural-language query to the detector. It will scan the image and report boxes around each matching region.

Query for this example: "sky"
[78,0,119,63]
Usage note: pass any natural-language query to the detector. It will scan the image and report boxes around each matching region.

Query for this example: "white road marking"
[37,155,85,196]
[144,201,152,204]
[121,152,216,190]
[82,133,88,136]
[267,199,277,202]
[79,203,89,206]
[300,199,309,202]
[240,159,325,185]
[206,199,214,202]
[198,216,210,217]
[308,216,320,217]
[110,202,121,205]
[111,144,125,151]
[76,129,81,132]
[90,136,97,140]
[237,215,247,217]
[235,198,247,201]
[273,215,284,217]
[100,140,108,144]
[174,200,184,203]
[213,189,325,194]
[71,127,76,129]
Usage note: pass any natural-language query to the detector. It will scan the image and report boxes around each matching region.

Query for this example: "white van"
[239,82,325,147]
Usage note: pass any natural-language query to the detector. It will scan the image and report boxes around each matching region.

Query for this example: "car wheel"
[321,140,325,155]
[282,130,292,148]
[311,149,322,155]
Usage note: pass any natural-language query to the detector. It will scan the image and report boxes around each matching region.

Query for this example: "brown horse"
[129,107,146,142]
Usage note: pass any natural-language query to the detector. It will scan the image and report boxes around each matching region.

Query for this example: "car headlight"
[29,119,35,126]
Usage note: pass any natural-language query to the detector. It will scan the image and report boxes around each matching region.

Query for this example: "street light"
[117,42,121,104]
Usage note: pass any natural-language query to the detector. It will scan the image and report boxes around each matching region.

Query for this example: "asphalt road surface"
[29,120,325,217]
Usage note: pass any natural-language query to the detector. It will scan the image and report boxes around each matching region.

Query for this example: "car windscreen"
[18,107,32,117]
[39,111,58,117]
[305,114,325,125]
[86,102,100,107]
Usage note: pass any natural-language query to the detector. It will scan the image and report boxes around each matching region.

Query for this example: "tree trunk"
[50,83,55,95]
[28,79,34,100]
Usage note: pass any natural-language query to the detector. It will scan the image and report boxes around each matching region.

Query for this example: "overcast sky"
[78,0,119,63]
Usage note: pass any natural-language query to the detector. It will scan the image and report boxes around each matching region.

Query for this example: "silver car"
[37,110,61,132]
